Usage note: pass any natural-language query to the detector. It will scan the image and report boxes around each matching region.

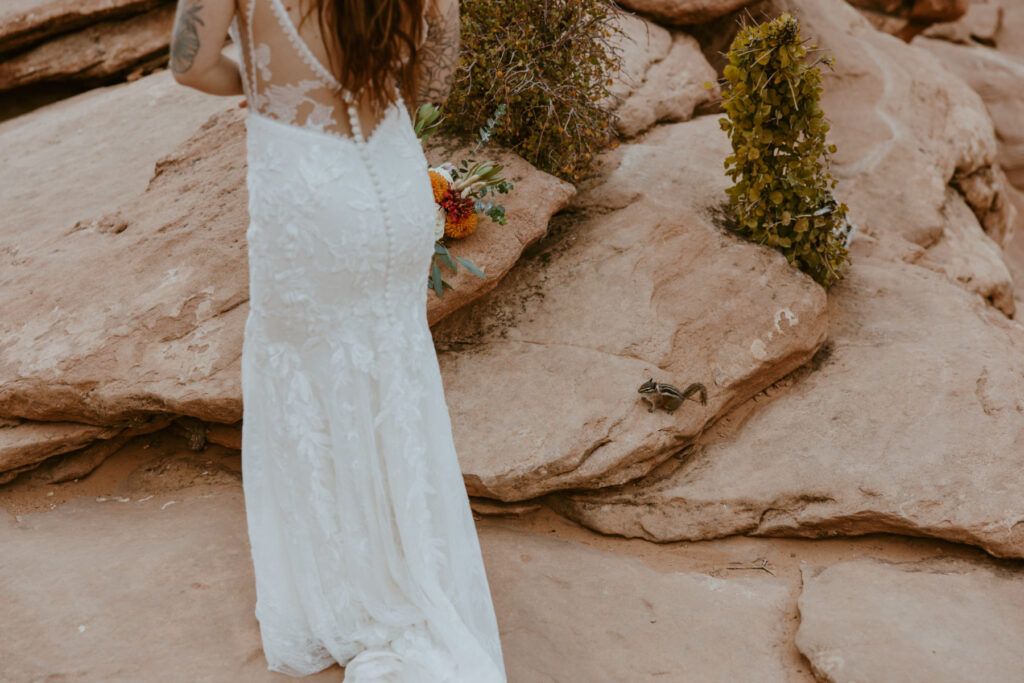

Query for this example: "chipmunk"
[637,378,707,414]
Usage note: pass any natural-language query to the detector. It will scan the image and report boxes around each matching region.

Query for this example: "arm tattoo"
[416,0,460,105]
[171,1,205,74]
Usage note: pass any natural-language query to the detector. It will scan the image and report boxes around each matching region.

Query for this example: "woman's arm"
[170,0,244,95]
[414,0,460,108]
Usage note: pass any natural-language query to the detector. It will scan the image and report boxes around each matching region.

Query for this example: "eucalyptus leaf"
[439,249,458,272]
[455,256,485,279]
[431,259,443,297]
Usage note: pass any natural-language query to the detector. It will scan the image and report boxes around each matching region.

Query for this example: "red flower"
[440,187,478,238]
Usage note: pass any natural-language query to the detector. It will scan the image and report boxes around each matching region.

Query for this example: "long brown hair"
[298,0,426,112]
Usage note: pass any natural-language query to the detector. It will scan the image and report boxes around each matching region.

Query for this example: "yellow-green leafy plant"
[443,0,624,183]
[718,12,853,288]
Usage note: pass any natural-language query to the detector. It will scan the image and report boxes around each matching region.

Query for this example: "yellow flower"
[445,209,478,238]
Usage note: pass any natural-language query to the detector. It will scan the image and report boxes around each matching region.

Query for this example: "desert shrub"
[718,12,852,288]
[443,0,624,183]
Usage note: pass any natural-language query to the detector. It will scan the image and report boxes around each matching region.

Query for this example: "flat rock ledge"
[795,556,1024,683]
[0,4,174,92]
[483,524,793,682]
[0,481,794,681]
[547,257,1024,560]
[0,0,168,56]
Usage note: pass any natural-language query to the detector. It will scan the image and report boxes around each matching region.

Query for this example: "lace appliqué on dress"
[251,72,339,134]
[231,1,508,680]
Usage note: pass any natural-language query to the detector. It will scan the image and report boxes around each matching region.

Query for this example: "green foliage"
[429,241,484,298]
[413,102,444,141]
[719,13,852,288]
[453,104,514,226]
[443,0,624,183]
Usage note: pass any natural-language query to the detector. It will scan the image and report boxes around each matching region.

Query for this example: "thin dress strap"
[265,0,346,96]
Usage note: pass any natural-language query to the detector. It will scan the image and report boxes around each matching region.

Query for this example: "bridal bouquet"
[415,103,513,298]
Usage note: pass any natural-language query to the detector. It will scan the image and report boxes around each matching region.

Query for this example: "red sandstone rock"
[913,35,1024,193]
[0,4,174,92]
[434,116,828,500]
[0,0,168,55]
[796,557,1024,682]
[549,257,1024,560]
[603,12,719,137]
[615,0,761,25]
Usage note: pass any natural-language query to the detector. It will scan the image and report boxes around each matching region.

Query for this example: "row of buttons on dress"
[346,97,399,335]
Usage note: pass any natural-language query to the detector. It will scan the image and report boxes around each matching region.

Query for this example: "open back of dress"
[231,2,508,681]
[229,0,424,141]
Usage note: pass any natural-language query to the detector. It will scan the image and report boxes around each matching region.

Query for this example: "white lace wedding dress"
[227,2,506,680]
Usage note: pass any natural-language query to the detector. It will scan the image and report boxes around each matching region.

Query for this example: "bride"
[169,0,507,680]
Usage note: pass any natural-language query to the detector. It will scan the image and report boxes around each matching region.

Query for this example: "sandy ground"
[0,427,1004,682]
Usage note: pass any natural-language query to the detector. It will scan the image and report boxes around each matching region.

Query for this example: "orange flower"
[445,209,478,238]
[439,186,478,238]
[428,169,450,203]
